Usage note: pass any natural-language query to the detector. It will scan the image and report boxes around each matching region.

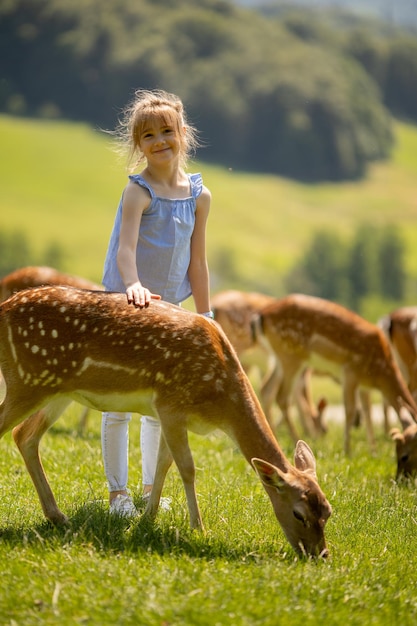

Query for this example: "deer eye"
[293,510,306,525]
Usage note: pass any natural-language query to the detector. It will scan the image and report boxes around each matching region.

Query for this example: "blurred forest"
[1,0,416,182]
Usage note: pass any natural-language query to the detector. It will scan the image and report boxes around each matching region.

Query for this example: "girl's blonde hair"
[113,89,200,171]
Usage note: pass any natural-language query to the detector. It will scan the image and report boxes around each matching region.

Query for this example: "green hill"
[1,114,417,318]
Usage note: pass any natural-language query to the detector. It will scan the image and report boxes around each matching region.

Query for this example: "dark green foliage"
[0,228,66,277]
[1,0,411,181]
[377,225,406,300]
[346,223,379,309]
[0,229,32,276]
[285,230,350,303]
[285,222,406,311]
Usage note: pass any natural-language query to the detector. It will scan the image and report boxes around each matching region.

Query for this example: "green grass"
[1,405,417,625]
[1,114,417,306]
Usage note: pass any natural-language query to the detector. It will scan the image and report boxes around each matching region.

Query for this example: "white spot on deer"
[41,374,58,387]
[31,345,40,354]
[60,306,67,313]
[156,372,166,383]
[52,329,58,338]
[80,323,87,332]
[73,319,80,327]
[73,356,137,377]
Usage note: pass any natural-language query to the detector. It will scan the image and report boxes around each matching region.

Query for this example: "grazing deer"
[0,265,102,300]
[252,294,417,457]
[0,286,331,557]
[378,307,417,403]
[357,307,417,438]
[390,408,417,478]
[0,266,103,433]
[212,290,326,440]
[211,290,277,398]
[378,306,417,477]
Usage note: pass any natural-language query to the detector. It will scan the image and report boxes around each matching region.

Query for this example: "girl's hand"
[126,282,161,308]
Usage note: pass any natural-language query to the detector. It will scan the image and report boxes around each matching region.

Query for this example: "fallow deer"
[353,306,417,438]
[390,410,417,479]
[0,265,102,301]
[252,294,417,459]
[378,307,417,402]
[0,286,332,557]
[0,266,102,433]
[378,306,417,478]
[211,290,327,440]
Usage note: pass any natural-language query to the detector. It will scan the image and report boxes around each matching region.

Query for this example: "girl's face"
[138,118,185,166]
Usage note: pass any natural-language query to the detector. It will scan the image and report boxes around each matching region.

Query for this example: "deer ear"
[398,406,416,429]
[294,440,317,478]
[251,458,287,490]
[390,428,405,443]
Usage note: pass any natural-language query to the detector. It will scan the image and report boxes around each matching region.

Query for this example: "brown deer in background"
[379,307,417,422]
[0,286,331,557]
[212,290,327,440]
[252,294,417,459]
[377,306,417,478]
[0,265,102,301]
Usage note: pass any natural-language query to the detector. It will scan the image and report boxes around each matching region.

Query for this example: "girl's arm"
[117,181,161,307]
[188,185,212,314]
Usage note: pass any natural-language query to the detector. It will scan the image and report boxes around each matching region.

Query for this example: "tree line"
[0,0,416,182]
[285,222,406,312]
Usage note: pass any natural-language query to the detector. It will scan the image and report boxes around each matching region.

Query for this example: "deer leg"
[343,374,361,456]
[293,368,317,438]
[12,397,72,524]
[77,405,90,436]
[259,362,282,429]
[158,412,203,530]
[273,358,303,443]
[358,388,376,455]
[143,429,173,521]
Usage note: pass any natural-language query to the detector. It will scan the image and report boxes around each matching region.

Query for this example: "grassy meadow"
[1,115,417,624]
[1,406,417,625]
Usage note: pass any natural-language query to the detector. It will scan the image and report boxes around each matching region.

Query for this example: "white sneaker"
[142,493,172,511]
[109,494,138,518]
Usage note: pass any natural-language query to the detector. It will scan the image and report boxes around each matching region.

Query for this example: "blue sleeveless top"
[102,173,203,304]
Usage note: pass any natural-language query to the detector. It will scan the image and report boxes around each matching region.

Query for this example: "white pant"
[101,412,161,492]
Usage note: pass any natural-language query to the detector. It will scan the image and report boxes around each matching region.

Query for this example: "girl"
[102,89,212,516]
